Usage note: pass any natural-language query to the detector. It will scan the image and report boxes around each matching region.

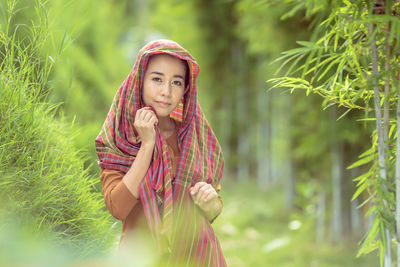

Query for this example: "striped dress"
[95,40,226,266]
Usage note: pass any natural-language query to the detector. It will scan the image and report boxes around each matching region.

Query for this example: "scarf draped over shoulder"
[95,40,226,266]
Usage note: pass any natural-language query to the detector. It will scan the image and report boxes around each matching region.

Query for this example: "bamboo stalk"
[383,21,392,155]
[330,108,343,243]
[396,70,400,267]
[370,23,392,267]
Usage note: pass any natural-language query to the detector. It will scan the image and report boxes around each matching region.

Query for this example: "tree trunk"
[284,95,294,210]
[351,196,362,235]
[350,167,362,238]
[370,24,391,267]
[234,43,250,182]
[383,22,392,155]
[220,90,233,179]
[285,153,294,211]
[256,60,271,189]
[317,189,326,244]
[395,71,400,267]
[331,137,343,242]
[269,89,282,183]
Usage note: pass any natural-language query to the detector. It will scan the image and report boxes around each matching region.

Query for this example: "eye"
[173,80,183,86]
[152,77,162,82]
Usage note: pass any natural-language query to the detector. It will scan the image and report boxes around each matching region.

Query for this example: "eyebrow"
[150,71,185,80]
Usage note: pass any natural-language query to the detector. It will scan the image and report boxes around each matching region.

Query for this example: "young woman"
[95,40,226,266]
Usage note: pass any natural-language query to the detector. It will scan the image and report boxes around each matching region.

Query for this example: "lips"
[155,101,172,107]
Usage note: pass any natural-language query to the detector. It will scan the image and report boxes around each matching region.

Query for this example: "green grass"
[213,181,379,267]
[0,1,118,263]
[0,179,380,266]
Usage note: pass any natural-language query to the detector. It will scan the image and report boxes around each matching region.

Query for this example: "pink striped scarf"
[95,40,226,266]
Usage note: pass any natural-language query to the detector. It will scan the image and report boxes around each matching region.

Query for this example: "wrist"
[141,141,155,150]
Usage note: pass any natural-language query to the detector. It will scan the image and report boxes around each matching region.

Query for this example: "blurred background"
[0,0,381,266]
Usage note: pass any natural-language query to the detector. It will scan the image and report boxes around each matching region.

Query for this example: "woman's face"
[142,54,187,118]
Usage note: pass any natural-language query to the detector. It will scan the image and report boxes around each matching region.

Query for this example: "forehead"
[146,54,187,73]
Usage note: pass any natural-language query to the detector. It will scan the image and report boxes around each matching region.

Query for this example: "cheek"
[142,82,153,104]
[174,88,185,100]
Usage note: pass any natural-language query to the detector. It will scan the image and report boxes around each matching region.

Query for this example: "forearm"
[122,143,154,198]
[100,168,139,220]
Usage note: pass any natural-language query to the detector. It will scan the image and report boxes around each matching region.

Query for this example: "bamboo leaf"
[379,221,387,256]
[358,217,380,256]
[348,154,375,169]
[353,172,370,183]
[353,180,369,201]
[358,146,376,158]
[365,205,376,216]
[388,123,396,139]
[337,108,352,120]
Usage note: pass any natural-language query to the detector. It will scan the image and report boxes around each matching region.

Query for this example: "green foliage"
[214,181,379,266]
[46,0,130,123]
[235,0,311,56]
[0,0,116,257]
[270,0,400,264]
[1,0,387,264]
[40,0,132,175]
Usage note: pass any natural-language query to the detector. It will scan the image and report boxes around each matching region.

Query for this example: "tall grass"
[0,0,117,263]
[41,0,132,176]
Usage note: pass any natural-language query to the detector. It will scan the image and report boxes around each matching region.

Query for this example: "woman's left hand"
[190,182,222,221]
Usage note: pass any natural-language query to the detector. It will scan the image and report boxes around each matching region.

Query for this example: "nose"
[160,81,171,96]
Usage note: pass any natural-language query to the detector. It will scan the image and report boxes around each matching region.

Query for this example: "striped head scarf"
[95,40,226,266]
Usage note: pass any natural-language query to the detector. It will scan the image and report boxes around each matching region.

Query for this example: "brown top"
[99,124,222,248]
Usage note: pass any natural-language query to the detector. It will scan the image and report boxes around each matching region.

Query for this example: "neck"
[157,116,175,132]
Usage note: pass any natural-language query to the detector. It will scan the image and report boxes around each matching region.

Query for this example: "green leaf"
[359,146,376,158]
[317,56,342,82]
[336,108,352,120]
[365,205,376,216]
[347,154,375,169]
[352,180,369,201]
[358,217,380,256]
[333,31,339,52]
[389,123,396,139]
[353,172,370,183]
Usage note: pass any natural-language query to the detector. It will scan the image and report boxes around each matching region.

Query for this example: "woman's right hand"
[134,107,158,147]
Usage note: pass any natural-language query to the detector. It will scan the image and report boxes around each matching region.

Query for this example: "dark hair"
[184,61,190,91]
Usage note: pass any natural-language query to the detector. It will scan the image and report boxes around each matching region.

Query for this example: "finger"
[138,110,150,122]
[203,190,218,202]
[191,193,200,206]
[135,109,142,120]
[190,189,200,205]
[197,182,210,196]
[136,107,150,117]
[203,185,217,202]
[190,184,199,196]
[145,109,158,122]
[139,106,152,113]
[149,116,158,126]
[147,110,157,122]
[190,182,206,195]
[197,185,211,203]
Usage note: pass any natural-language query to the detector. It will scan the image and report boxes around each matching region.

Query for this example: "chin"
[153,107,173,118]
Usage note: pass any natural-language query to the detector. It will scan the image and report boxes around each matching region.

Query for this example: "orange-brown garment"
[99,126,222,247]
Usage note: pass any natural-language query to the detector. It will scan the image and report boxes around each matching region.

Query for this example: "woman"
[95,40,226,266]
